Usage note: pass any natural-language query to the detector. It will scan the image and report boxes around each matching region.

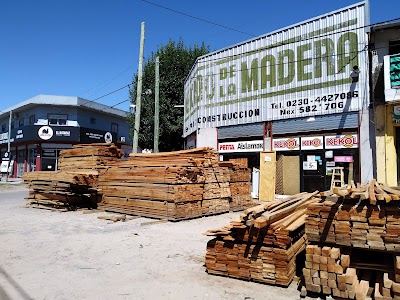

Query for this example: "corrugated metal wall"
[183,2,368,138]
[272,112,358,135]
[218,122,264,139]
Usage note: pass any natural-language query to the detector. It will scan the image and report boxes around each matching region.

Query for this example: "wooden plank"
[259,151,276,202]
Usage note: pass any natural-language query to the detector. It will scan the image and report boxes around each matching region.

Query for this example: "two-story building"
[183,2,374,194]
[370,20,400,186]
[0,94,131,177]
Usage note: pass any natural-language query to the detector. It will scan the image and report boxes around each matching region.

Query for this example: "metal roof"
[0,94,128,118]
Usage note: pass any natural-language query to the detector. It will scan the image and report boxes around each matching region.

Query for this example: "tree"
[128,39,209,152]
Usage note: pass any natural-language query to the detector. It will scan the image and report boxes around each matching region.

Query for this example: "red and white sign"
[325,134,358,149]
[218,140,263,153]
[334,156,353,163]
[301,136,323,150]
[273,138,300,151]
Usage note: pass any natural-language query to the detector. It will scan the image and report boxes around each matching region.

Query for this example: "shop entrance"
[301,151,326,192]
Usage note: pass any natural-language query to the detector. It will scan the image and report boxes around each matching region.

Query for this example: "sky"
[0,0,399,113]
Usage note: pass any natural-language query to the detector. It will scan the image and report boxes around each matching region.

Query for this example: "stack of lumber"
[303,245,400,299]
[58,143,124,174]
[321,179,400,204]
[219,161,254,211]
[304,179,400,299]
[24,143,123,210]
[98,148,234,220]
[306,200,400,251]
[23,171,99,210]
[204,192,320,286]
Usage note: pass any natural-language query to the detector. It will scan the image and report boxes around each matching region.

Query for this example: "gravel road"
[0,187,304,300]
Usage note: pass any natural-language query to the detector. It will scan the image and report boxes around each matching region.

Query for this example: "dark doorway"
[301,151,326,192]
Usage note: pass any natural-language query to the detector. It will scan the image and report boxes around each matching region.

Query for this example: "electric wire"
[185,16,400,68]
[139,0,256,38]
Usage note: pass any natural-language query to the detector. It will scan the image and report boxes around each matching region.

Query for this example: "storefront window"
[41,149,61,171]
[28,148,37,172]
[17,149,26,177]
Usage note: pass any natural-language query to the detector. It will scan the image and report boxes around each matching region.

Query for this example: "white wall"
[196,128,217,150]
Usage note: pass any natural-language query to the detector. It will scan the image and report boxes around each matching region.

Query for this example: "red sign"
[219,144,235,151]
[273,138,300,151]
[334,156,353,163]
[325,134,358,149]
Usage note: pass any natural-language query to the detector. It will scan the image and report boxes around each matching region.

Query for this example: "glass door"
[301,151,326,192]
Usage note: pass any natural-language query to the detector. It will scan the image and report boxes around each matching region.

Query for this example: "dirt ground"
[0,187,308,300]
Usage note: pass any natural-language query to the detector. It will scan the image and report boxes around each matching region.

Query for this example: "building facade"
[0,95,131,177]
[370,21,400,186]
[184,2,374,194]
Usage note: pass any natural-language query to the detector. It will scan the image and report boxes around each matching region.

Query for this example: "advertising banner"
[301,136,324,150]
[273,138,300,151]
[184,3,368,137]
[325,134,358,149]
[218,140,263,153]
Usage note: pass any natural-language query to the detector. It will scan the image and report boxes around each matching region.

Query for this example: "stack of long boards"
[219,161,253,211]
[23,171,99,210]
[98,147,253,220]
[24,143,123,210]
[204,192,320,286]
[58,143,124,175]
[304,179,400,299]
[303,245,400,299]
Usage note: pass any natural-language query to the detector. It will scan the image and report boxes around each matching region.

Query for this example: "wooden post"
[154,56,160,153]
[132,22,145,153]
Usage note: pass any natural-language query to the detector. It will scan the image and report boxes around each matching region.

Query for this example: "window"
[90,117,96,124]
[11,121,14,129]
[111,123,118,133]
[1,124,5,132]
[389,40,400,56]
[29,114,36,125]
[18,117,24,127]
[48,114,67,126]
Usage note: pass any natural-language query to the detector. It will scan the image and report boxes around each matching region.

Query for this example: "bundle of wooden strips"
[204,192,320,286]
[219,161,254,211]
[23,171,99,210]
[99,148,236,220]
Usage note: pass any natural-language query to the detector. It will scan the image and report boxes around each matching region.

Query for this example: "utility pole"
[7,110,12,152]
[154,56,160,153]
[6,110,12,181]
[132,21,145,153]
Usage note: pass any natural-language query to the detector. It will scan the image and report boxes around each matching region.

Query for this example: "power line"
[139,0,257,38]
[79,84,131,107]
[186,16,400,67]
[81,64,135,99]
[111,98,130,108]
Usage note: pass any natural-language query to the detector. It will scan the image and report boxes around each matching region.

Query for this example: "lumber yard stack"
[58,143,124,175]
[219,161,254,211]
[98,147,251,220]
[204,192,320,286]
[23,171,99,210]
[303,179,400,299]
[23,143,123,210]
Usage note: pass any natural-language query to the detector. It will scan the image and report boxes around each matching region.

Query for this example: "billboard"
[184,2,368,137]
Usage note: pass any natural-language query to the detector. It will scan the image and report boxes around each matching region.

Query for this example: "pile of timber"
[24,143,123,210]
[303,245,400,299]
[307,180,400,252]
[304,179,400,299]
[23,171,99,210]
[219,161,254,211]
[58,143,124,174]
[204,192,320,286]
[98,148,237,220]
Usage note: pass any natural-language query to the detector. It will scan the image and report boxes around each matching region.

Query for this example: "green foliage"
[128,39,209,151]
